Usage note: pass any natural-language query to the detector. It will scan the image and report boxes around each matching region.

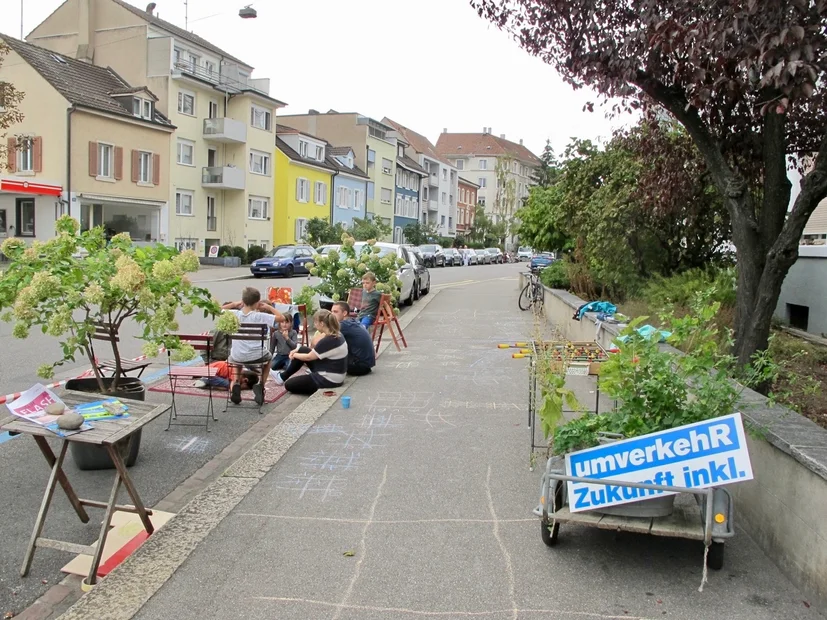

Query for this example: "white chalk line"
[234,513,535,524]
[486,465,518,620]
[252,596,654,619]
[330,464,388,620]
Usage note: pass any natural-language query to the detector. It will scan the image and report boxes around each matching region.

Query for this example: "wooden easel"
[370,294,407,352]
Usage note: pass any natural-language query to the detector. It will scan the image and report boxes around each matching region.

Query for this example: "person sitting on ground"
[358,272,382,328]
[221,287,284,406]
[271,313,298,371]
[331,301,376,376]
[274,309,348,395]
[194,361,258,391]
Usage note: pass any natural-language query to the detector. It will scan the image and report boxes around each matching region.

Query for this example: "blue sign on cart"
[565,413,753,513]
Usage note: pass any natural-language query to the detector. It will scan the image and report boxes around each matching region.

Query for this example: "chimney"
[76,0,96,63]
[482,127,487,134]
[500,134,505,139]
[308,109,320,115]
[519,139,523,145]
[443,127,447,134]
[146,3,157,15]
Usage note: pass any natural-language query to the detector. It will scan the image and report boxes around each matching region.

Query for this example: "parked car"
[463,249,480,265]
[354,242,417,306]
[250,244,316,278]
[485,248,504,264]
[418,244,445,268]
[442,247,461,266]
[315,244,341,256]
[529,253,554,272]
[410,250,431,298]
[517,246,534,261]
[476,249,492,265]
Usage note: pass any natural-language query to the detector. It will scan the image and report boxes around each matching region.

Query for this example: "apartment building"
[326,146,369,229]
[277,111,397,235]
[382,118,458,238]
[457,177,479,235]
[436,128,540,249]
[1,37,173,243]
[393,138,428,243]
[27,0,285,254]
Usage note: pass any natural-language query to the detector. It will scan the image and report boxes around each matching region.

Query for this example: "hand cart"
[533,457,736,569]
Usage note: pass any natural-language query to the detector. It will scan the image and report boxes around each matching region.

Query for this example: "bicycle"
[518,271,544,312]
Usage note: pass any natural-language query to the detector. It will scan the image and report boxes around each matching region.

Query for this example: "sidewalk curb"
[53,290,441,620]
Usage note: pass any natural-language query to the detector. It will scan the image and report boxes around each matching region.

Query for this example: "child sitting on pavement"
[270,313,298,371]
[358,272,382,328]
[194,361,258,391]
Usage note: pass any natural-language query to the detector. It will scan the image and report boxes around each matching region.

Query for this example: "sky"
[11,0,630,158]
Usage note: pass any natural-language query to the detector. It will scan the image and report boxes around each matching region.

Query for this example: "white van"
[517,246,534,261]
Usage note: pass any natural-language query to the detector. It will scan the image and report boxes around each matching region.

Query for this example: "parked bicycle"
[518,271,544,313]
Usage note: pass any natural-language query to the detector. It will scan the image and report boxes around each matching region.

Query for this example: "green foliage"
[350,217,392,242]
[468,204,505,247]
[304,217,346,247]
[641,267,736,309]
[247,245,267,263]
[231,246,247,264]
[403,222,439,246]
[218,245,233,258]
[293,285,318,315]
[0,217,220,393]
[538,260,570,289]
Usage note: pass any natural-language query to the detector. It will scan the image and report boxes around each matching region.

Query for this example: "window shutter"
[33,137,43,173]
[294,219,301,241]
[88,141,98,176]
[114,146,123,180]
[296,179,301,201]
[6,138,16,172]
[153,153,160,185]
[131,150,140,183]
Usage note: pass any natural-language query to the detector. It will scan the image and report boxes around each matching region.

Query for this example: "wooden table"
[0,390,170,586]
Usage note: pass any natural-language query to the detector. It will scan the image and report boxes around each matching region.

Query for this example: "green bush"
[247,245,267,263]
[642,267,736,309]
[231,246,247,264]
[218,245,233,258]
[539,260,569,289]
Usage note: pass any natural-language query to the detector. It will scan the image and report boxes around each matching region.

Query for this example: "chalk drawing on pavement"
[274,474,347,501]
[167,436,210,454]
[367,392,434,411]
[299,451,362,472]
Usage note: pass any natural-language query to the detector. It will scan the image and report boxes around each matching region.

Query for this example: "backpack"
[203,329,230,361]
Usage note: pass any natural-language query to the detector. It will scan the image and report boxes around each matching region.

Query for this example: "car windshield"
[268,247,294,258]
[419,245,437,252]
[354,244,395,258]
[519,247,532,252]
[486,248,497,253]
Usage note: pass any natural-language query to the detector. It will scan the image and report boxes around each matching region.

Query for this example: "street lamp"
[239,4,257,18]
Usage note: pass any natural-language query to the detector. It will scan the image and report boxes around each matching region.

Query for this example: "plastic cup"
[341,396,351,409]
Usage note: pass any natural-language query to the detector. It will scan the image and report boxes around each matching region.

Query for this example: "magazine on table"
[4,384,94,437]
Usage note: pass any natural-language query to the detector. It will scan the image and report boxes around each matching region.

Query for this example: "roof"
[276,124,303,135]
[276,137,337,172]
[2,36,173,128]
[325,153,369,179]
[458,176,481,189]
[435,133,541,165]
[328,146,354,157]
[383,118,453,167]
[109,0,249,67]
[397,154,428,176]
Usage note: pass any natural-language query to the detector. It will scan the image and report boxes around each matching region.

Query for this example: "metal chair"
[224,323,270,414]
[165,334,216,431]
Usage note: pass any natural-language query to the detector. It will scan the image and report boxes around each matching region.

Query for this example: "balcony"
[203,117,247,143]
[427,200,438,212]
[202,166,245,190]
[429,174,439,188]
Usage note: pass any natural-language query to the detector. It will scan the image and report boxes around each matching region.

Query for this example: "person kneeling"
[331,301,375,376]
[274,310,348,395]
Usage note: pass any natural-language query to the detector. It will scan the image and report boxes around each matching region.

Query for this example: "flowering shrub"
[0,216,220,392]
[308,234,405,304]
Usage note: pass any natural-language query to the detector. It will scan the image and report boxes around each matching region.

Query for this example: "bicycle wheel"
[518,284,532,311]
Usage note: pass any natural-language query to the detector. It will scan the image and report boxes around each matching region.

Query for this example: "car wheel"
[413,278,420,301]
[285,264,294,278]
[421,282,429,295]
[403,287,414,306]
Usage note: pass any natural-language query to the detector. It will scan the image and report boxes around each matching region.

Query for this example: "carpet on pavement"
[148,375,287,404]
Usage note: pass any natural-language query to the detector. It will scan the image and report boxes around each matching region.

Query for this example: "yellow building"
[274,126,336,246]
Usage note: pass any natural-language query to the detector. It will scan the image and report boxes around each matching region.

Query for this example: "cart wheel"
[706,542,725,570]
[540,518,559,546]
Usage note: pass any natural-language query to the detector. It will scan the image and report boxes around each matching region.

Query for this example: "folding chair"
[225,324,270,414]
[346,288,363,319]
[371,294,408,352]
[90,322,151,378]
[165,334,216,431]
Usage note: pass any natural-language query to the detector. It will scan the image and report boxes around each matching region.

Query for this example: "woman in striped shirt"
[274,309,348,395]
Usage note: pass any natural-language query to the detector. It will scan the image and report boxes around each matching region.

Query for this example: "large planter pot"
[64,377,146,471]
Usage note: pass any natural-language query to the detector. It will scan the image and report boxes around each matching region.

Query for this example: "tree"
[350,216,392,242]
[533,139,559,188]
[0,42,25,170]
[468,204,505,247]
[494,155,518,245]
[401,221,435,245]
[474,0,827,367]
[304,217,345,247]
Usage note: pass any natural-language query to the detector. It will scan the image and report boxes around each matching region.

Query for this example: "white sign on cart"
[565,413,754,513]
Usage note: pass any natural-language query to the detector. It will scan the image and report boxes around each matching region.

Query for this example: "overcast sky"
[13,0,630,157]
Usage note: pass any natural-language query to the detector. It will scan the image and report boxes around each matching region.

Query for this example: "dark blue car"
[530,253,554,272]
[250,244,316,278]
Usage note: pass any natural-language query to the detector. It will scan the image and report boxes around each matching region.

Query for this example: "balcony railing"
[173,61,269,97]
[201,166,245,190]
[203,117,247,143]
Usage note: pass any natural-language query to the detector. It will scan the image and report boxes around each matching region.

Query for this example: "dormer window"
[299,140,308,158]
[347,156,353,168]
[398,144,404,158]
[315,145,323,161]
[132,97,153,120]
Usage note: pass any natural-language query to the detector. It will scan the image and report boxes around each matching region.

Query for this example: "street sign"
[208,245,219,258]
[565,413,753,513]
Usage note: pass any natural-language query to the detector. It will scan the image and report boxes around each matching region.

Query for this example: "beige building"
[28,0,285,253]
[1,36,173,244]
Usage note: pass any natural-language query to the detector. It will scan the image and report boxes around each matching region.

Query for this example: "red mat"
[148,375,287,404]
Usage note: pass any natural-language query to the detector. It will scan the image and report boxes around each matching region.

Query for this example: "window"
[173,48,182,64]
[479,159,488,170]
[395,194,403,216]
[382,158,392,174]
[175,191,194,216]
[347,188,354,208]
[367,149,376,170]
[132,98,152,120]
[249,150,270,175]
[16,199,35,237]
[250,104,272,130]
[394,226,403,244]
[354,189,364,211]
[315,145,324,161]
[449,216,453,229]
[248,196,269,219]
[380,188,392,204]
[98,143,113,178]
[260,240,270,251]
[442,168,447,180]
[367,181,375,199]
[0,209,5,234]
[336,186,347,208]
[177,139,194,166]
[174,238,198,251]
[398,144,405,158]
[138,151,152,183]
[204,60,216,77]
[450,194,454,206]
[478,177,487,188]
[314,181,327,205]
[248,240,258,249]
[206,196,217,231]
[208,101,219,119]
[441,192,447,204]
[441,215,446,226]
[422,186,429,201]
[296,178,309,202]
[143,99,152,119]
[455,160,464,170]
[177,90,195,115]
[299,141,308,158]
[16,137,33,172]
[478,197,486,207]
[188,52,200,68]
[295,218,308,242]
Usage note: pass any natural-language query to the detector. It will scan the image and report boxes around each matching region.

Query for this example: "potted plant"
[0,216,220,468]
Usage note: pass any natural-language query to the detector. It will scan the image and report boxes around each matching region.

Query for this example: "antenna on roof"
[184,0,188,29]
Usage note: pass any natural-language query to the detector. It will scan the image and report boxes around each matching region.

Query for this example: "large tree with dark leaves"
[474,0,827,366]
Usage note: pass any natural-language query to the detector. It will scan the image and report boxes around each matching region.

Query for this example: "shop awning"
[0,179,62,197]
[78,194,166,208]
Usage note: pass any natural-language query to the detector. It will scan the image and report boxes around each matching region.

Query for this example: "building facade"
[326,146,369,229]
[383,118,458,239]
[457,177,479,236]
[436,128,540,249]
[1,37,173,244]
[393,140,427,243]
[274,127,335,247]
[277,111,397,237]
[27,0,285,254]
